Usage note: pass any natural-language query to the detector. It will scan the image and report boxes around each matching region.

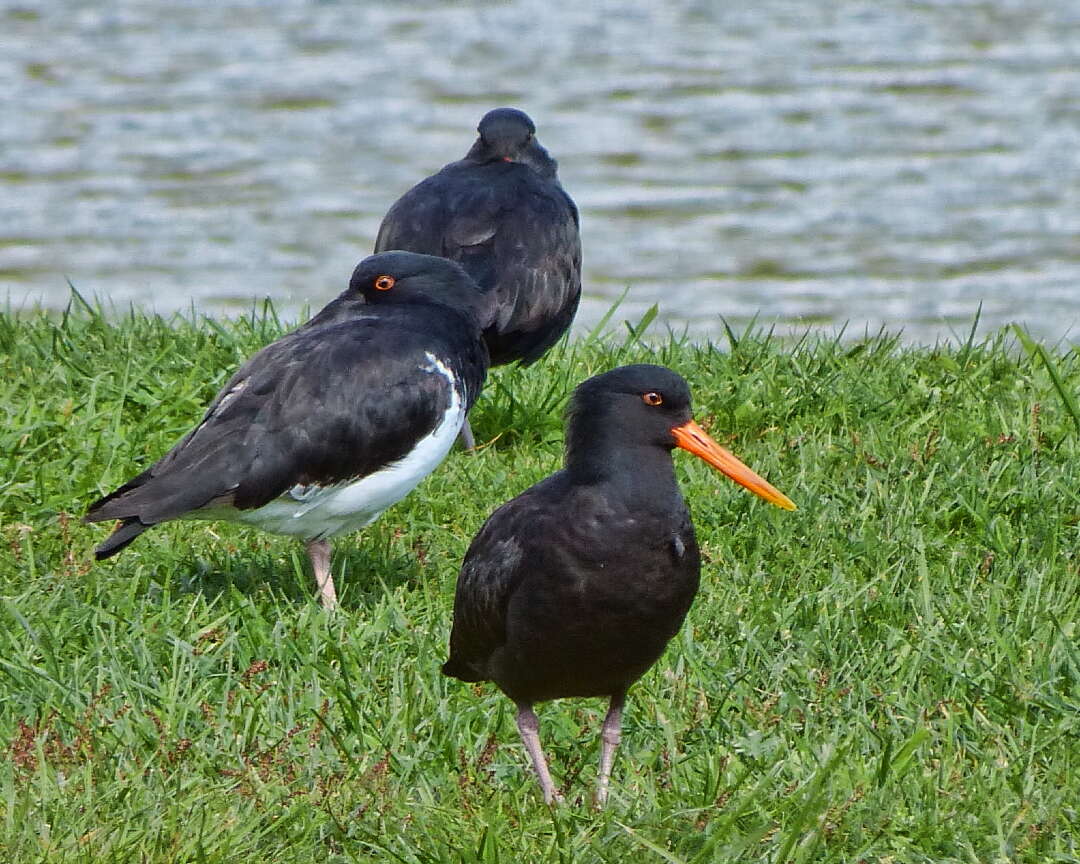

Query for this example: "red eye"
[374,275,395,291]
[642,391,663,406]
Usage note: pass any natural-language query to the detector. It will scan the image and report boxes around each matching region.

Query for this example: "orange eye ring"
[642,391,663,406]
[374,275,395,291]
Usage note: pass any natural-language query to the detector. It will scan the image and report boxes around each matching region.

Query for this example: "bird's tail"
[441,656,484,682]
[84,467,157,559]
[91,518,149,560]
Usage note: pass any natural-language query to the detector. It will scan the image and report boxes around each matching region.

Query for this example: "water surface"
[3,1,1079,344]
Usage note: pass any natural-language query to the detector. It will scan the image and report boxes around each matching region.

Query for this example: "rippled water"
[3,0,1079,344]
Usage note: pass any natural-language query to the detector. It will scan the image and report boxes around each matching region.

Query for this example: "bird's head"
[466,108,558,179]
[566,364,796,510]
[346,251,497,330]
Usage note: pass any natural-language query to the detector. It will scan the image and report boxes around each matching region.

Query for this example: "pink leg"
[306,539,336,610]
[458,415,476,450]
[515,705,562,804]
[595,697,624,807]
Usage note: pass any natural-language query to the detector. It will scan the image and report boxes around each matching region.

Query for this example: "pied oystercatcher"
[85,251,492,609]
[442,364,796,805]
[375,108,581,446]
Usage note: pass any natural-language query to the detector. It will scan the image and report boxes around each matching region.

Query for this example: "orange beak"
[671,419,797,511]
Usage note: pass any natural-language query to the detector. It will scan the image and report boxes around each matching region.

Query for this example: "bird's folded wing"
[375,173,503,255]
[86,321,453,525]
[446,495,540,672]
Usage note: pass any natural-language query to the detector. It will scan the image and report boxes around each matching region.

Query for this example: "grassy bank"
[1,299,1078,862]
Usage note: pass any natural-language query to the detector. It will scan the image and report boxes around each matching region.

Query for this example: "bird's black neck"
[464,140,500,163]
[302,294,368,330]
[564,425,681,508]
[308,293,487,337]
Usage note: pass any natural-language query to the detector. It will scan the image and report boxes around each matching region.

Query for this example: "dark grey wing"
[376,175,454,257]
[484,182,581,365]
[86,314,463,529]
[442,487,545,682]
[376,168,501,258]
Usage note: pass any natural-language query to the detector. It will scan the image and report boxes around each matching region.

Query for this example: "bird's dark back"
[86,301,488,525]
[376,159,581,366]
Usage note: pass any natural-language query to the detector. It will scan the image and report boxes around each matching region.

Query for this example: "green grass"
[1,297,1078,862]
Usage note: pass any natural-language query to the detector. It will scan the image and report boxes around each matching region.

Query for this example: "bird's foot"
[542,785,565,806]
[306,539,337,610]
[457,418,477,451]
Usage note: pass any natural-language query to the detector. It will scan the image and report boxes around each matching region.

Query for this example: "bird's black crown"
[565,364,695,470]
[467,108,556,178]
[571,365,692,416]
[478,108,536,145]
[347,250,496,328]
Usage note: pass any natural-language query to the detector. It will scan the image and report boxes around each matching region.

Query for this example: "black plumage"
[375,107,581,370]
[443,364,796,805]
[85,251,492,608]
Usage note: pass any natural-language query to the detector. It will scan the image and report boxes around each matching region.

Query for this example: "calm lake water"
[3,0,1079,345]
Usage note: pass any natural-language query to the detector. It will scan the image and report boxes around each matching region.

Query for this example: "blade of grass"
[1013,323,1080,435]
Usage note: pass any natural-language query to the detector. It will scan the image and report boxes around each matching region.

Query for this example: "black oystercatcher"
[375,108,581,446]
[443,364,795,804]
[85,252,492,609]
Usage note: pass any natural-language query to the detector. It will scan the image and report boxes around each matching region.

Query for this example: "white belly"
[228,353,465,540]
